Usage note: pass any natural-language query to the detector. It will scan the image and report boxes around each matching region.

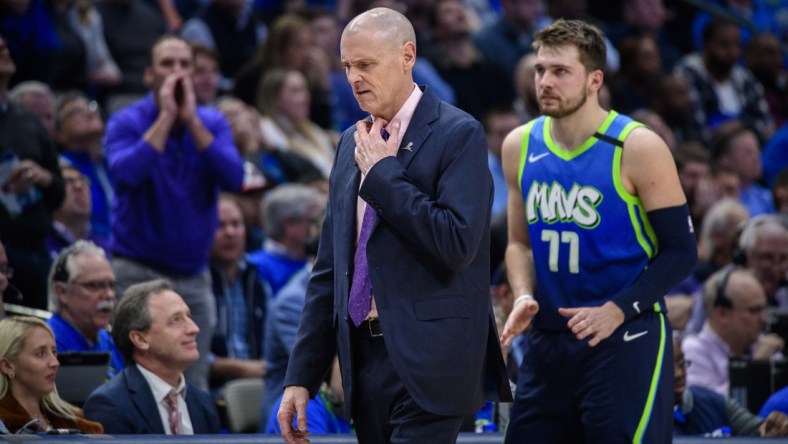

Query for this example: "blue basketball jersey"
[518,111,661,331]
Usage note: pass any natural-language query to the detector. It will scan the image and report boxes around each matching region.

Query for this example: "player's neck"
[549,104,608,151]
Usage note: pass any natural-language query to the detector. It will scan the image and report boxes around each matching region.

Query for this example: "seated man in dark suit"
[83,279,220,434]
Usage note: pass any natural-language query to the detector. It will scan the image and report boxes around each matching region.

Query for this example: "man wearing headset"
[682,267,784,396]
[47,240,125,377]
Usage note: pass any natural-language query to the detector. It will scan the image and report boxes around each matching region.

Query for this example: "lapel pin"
[401,142,413,151]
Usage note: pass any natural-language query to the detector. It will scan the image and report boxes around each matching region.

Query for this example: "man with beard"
[500,19,697,443]
[105,35,244,390]
[674,18,774,143]
[47,240,124,377]
[649,73,706,145]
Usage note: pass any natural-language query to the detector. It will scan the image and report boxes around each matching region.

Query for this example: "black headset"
[713,266,737,309]
[51,245,77,283]
[731,219,753,266]
[731,215,786,266]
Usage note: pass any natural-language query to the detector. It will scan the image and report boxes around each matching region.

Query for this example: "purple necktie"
[348,204,376,326]
[348,128,388,326]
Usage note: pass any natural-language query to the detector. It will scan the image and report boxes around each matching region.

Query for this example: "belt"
[359,318,383,338]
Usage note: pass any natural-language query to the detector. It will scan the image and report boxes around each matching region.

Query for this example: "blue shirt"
[739,183,775,217]
[488,151,507,217]
[674,386,730,436]
[0,0,60,79]
[106,94,244,275]
[59,151,114,239]
[760,386,788,417]
[248,248,307,296]
[215,264,251,360]
[675,385,763,437]
[761,123,788,187]
[265,387,351,435]
[691,1,782,52]
[260,266,309,431]
[48,313,125,379]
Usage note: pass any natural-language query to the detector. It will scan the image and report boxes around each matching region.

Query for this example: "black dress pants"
[351,321,465,444]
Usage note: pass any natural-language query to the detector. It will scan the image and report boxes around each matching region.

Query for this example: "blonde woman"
[0,317,103,434]
[256,68,338,179]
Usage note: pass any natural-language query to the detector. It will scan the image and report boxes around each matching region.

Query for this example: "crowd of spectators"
[1,0,788,437]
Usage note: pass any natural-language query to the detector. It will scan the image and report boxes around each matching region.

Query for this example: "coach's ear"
[401,41,416,71]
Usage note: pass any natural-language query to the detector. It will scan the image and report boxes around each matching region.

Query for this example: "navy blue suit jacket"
[83,363,220,434]
[283,86,511,417]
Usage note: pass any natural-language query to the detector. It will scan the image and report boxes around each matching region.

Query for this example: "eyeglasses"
[61,100,100,123]
[72,280,115,292]
[0,265,13,278]
[734,305,766,316]
[750,252,788,266]
[63,175,90,187]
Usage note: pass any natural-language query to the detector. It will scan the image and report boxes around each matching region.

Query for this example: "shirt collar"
[136,363,186,402]
[701,322,732,356]
[678,387,694,417]
[263,238,292,257]
[373,83,422,147]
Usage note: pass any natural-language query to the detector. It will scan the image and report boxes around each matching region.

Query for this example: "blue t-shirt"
[59,151,114,239]
[48,313,125,378]
[248,249,307,296]
[675,386,731,436]
[761,123,788,187]
[265,388,351,435]
[760,386,788,418]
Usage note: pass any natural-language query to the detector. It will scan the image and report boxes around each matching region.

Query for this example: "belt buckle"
[368,319,383,337]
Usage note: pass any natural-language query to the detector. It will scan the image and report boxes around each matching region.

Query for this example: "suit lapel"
[395,86,439,170]
[184,387,206,433]
[126,365,165,434]
[338,130,363,248]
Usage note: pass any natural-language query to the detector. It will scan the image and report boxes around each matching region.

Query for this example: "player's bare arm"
[500,125,539,348]
[620,127,687,211]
